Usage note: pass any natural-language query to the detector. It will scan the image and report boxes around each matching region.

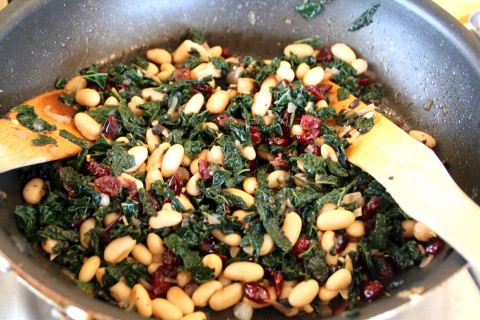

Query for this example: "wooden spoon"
[327,80,480,271]
[1,84,479,271]
[0,90,86,173]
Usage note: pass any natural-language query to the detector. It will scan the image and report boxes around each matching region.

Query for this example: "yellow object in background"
[433,0,480,23]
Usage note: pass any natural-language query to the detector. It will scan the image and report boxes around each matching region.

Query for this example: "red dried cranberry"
[335,231,350,254]
[300,115,322,131]
[173,68,191,81]
[249,159,257,173]
[359,77,372,86]
[269,154,290,170]
[198,159,212,180]
[267,135,290,147]
[361,280,384,302]
[102,114,120,140]
[316,46,332,63]
[373,256,393,278]
[214,253,228,262]
[363,196,380,234]
[192,83,215,96]
[292,237,310,257]
[162,250,179,268]
[124,179,139,200]
[221,47,231,58]
[216,114,232,128]
[152,265,176,296]
[147,193,160,211]
[294,130,320,144]
[84,161,111,178]
[62,182,76,197]
[249,126,263,144]
[167,173,183,196]
[307,143,322,156]
[269,270,284,297]
[244,282,270,304]
[198,236,216,255]
[424,238,443,255]
[332,300,348,315]
[305,83,332,101]
[94,176,122,196]
[329,264,341,275]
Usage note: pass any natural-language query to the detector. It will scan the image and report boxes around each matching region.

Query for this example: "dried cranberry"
[363,196,380,235]
[221,47,231,58]
[147,193,160,211]
[294,130,320,144]
[329,264,341,275]
[84,161,111,178]
[167,173,183,196]
[307,143,322,156]
[316,46,332,63]
[244,282,270,304]
[214,253,228,262]
[269,154,290,170]
[332,300,348,315]
[198,159,212,180]
[102,114,120,140]
[192,83,215,96]
[373,256,393,278]
[267,135,290,147]
[358,77,372,86]
[249,159,257,173]
[292,237,310,257]
[173,68,191,81]
[198,236,216,255]
[124,179,139,200]
[249,126,263,144]
[300,115,322,131]
[335,231,349,254]
[94,176,122,197]
[162,250,179,268]
[305,83,332,101]
[361,280,384,302]
[62,182,76,197]
[216,114,231,128]
[424,238,443,256]
[269,270,284,297]
[152,265,175,296]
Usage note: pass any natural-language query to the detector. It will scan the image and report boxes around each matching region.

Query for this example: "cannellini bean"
[251,89,272,116]
[208,46,223,57]
[320,144,338,162]
[281,212,302,246]
[223,262,264,282]
[74,112,102,140]
[318,286,339,302]
[401,219,416,238]
[146,48,172,65]
[179,311,207,320]
[276,66,295,82]
[331,43,357,63]
[202,254,223,278]
[224,188,255,207]
[339,242,358,256]
[110,282,132,304]
[325,269,352,290]
[212,229,242,247]
[78,255,101,282]
[202,122,219,132]
[209,282,243,311]
[237,78,255,94]
[104,96,119,106]
[173,40,210,63]
[161,144,185,178]
[413,222,436,242]
[243,233,275,256]
[124,145,148,173]
[316,209,356,231]
[147,233,166,255]
[131,243,153,265]
[152,298,183,320]
[260,75,277,91]
[284,43,314,57]
[177,270,193,288]
[65,76,87,93]
[167,286,195,315]
[232,210,253,224]
[119,173,144,190]
[302,66,325,86]
[128,96,145,116]
[22,178,46,205]
[176,194,194,211]
[141,87,166,102]
[191,280,223,307]
[42,238,59,255]
[186,172,202,196]
[104,235,137,264]
[147,142,171,172]
[149,209,183,229]
[408,130,436,148]
[295,63,311,80]
[145,168,163,191]
[290,124,305,136]
[243,176,260,195]
[288,279,319,308]
[320,230,335,251]
[79,217,96,249]
[207,145,224,165]
[184,93,205,114]
[75,88,101,108]
[99,193,110,207]
[351,58,368,74]
[206,90,230,114]
[95,267,105,285]
[235,140,256,161]
[267,170,288,188]
[346,220,365,238]
[191,62,221,80]
[131,284,153,317]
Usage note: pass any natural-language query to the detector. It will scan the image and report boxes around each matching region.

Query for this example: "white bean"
[316,209,355,231]
[242,176,260,195]
[413,222,436,242]
[131,243,153,265]
[141,87,166,102]
[267,170,288,188]
[409,130,436,148]
[167,286,195,316]
[346,220,365,238]
[145,168,163,191]
[202,254,223,278]
[125,145,148,173]
[179,312,207,320]
[64,76,87,93]
[131,284,153,317]
[146,233,166,255]
[243,233,275,256]
[295,63,310,80]
[401,219,416,238]
[283,43,314,58]
[288,279,319,308]
[104,96,119,106]
[209,282,243,311]
[79,217,96,249]
[281,212,302,246]
[104,235,136,264]
[211,229,242,247]
[206,90,230,114]
[302,66,325,86]
[186,172,202,196]
[251,90,272,116]
[223,262,264,282]
[224,188,255,208]
[161,144,185,178]
[331,43,357,63]
[151,298,183,320]
[207,146,224,164]
[351,58,368,74]
[237,77,255,94]
[191,280,223,307]
[74,112,102,140]
[75,88,100,108]
[110,282,132,304]
[22,178,45,204]
[325,269,352,290]
[173,40,210,63]
[146,48,172,65]
[184,93,205,114]
[149,209,183,229]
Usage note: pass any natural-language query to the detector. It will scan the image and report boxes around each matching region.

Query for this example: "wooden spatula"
[0,90,85,173]
[327,80,480,271]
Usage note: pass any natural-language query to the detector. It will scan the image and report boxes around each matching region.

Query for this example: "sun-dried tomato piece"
[94,176,122,196]
[244,282,270,304]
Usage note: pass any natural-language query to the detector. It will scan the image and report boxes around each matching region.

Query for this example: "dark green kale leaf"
[53,244,88,275]
[38,225,78,242]
[182,28,206,44]
[348,4,380,31]
[118,101,147,138]
[14,204,39,241]
[164,233,202,269]
[59,94,76,106]
[139,188,157,217]
[229,122,252,146]
[131,56,150,70]
[174,218,211,247]
[12,105,57,132]
[102,260,148,289]
[55,77,67,89]
[86,105,118,123]
[254,59,280,85]
[102,143,136,177]
[368,214,388,250]
[82,73,108,90]
[385,240,424,270]
[215,134,249,173]
[239,221,265,259]
[299,245,329,283]
[296,153,327,180]
[32,134,57,146]
[293,37,321,48]
[188,266,215,283]
[261,249,305,280]
[59,130,89,149]
[295,0,323,21]
[337,87,351,101]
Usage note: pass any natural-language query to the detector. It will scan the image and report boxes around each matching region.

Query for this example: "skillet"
[0,0,479,319]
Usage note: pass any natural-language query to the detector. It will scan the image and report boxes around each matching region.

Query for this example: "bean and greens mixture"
[15,29,442,319]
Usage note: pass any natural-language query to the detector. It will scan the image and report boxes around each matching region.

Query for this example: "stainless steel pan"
[0,0,479,319]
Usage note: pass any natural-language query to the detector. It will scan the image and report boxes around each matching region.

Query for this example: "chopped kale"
[349,4,381,31]
[12,105,57,132]
[295,0,323,21]
[32,134,57,146]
